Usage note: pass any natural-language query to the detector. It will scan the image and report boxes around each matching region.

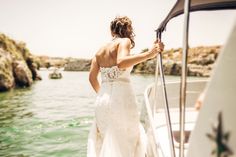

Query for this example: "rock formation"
[64,59,91,71]
[62,45,221,77]
[132,46,221,77]
[0,33,41,92]
[0,49,14,91]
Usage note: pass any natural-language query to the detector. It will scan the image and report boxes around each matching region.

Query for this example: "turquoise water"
[0,70,204,157]
[0,71,158,157]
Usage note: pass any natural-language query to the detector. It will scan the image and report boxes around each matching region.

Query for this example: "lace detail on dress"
[100,66,122,81]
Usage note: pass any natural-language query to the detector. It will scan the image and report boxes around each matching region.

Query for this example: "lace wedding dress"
[87,66,146,157]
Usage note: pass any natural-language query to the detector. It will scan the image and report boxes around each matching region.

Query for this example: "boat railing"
[144,82,160,157]
[143,79,208,157]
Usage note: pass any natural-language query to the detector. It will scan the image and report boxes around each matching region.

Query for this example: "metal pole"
[153,53,159,117]
[156,31,176,157]
[158,54,176,157]
[180,0,191,157]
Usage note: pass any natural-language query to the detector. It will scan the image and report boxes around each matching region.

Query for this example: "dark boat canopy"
[156,0,236,36]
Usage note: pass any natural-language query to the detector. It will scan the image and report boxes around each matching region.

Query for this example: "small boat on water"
[142,1,236,157]
[49,68,62,79]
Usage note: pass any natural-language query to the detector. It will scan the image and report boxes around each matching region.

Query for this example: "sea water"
[0,70,202,157]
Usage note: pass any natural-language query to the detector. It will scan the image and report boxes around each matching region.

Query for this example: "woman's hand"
[146,40,165,59]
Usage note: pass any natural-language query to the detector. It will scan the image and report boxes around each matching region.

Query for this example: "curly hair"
[110,16,135,48]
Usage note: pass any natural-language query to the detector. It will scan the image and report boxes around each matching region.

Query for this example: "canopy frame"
[154,1,236,157]
[156,0,236,36]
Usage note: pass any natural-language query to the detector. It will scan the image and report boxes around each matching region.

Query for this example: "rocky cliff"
[64,59,91,71]
[0,33,41,92]
[132,45,221,77]
[63,45,221,77]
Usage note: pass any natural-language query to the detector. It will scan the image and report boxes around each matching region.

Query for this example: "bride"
[87,16,164,157]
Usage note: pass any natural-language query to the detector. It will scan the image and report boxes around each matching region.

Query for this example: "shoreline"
[39,45,220,77]
[1,32,220,92]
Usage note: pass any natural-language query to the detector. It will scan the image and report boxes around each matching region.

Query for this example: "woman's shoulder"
[95,38,131,55]
[95,46,106,57]
[118,38,131,49]
[118,37,131,43]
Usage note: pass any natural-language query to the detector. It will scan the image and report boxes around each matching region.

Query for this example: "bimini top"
[156,0,236,35]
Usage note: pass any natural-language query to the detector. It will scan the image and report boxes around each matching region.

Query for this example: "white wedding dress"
[87,65,146,157]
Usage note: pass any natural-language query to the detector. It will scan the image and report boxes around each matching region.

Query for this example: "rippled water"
[0,70,204,157]
[0,70,160,157]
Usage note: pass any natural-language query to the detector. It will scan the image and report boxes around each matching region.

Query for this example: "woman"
[87,16,164,157]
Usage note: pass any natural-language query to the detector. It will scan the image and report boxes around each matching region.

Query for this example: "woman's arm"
[117,38,163,69]
[89,57,100,93]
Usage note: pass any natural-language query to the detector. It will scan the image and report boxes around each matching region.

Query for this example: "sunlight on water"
[0,71,204,157]
[0,71,156,157]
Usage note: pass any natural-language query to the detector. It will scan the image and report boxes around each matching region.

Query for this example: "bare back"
[95,40,120,68]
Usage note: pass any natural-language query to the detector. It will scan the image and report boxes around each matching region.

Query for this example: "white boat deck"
[153,108,198,157]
